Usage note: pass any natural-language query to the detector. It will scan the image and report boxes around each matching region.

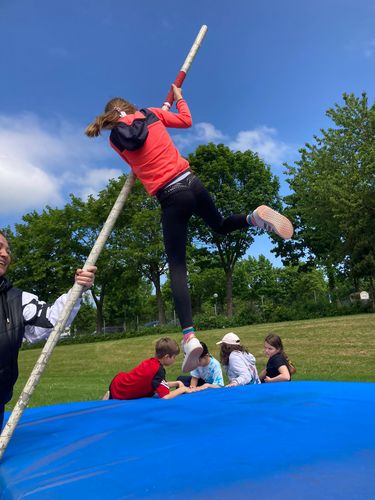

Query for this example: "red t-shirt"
[109,357,170,400]
[109,99,192,196]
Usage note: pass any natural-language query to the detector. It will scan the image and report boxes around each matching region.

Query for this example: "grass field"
[6,313,375,410]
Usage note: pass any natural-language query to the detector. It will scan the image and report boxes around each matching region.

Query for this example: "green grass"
[6,313,375,410]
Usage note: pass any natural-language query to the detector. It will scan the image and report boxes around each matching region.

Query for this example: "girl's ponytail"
[85,109,121,137]
[85,97,137,138]
[85,119,102,137]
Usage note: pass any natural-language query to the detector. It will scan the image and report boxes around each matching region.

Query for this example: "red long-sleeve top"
[109,99,192,196]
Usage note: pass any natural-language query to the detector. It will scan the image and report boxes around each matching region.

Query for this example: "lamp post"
[213,293,218,315]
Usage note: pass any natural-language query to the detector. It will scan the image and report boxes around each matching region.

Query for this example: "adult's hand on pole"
[74,265,97,289]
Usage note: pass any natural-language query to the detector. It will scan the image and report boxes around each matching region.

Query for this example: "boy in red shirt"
[105,338,196,400]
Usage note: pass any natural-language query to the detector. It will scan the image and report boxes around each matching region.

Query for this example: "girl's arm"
[259,368,266,382]
[150,86,192,128]
[264,365,291,383]
[149,99,192,129]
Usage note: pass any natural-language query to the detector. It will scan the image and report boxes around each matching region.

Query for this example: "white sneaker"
[182,337,203,372]
[251,205,294,240]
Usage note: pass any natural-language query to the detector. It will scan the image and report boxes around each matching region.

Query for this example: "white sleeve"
[23,289,81,343]
[229,352,252,386]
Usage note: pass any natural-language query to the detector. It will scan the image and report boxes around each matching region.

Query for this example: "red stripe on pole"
[164,70,186,107]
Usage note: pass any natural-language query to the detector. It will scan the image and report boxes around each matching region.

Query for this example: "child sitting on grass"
[259,334,296,383]
[217,332,260,387]
[177,342,224,389]
[104,337,198,400]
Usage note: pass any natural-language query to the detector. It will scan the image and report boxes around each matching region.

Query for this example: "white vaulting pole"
[163,24,208,110]
[0,174,135,460]
[0,24,208,460]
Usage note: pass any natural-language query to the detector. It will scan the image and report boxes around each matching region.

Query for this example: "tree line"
[3,92,374,334]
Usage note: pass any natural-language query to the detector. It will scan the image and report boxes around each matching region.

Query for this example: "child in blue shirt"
[178,342,224,388]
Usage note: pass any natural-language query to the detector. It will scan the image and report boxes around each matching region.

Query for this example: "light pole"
[213,293,218,315]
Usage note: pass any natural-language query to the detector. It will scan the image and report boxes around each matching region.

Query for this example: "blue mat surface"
[1,381,375,499]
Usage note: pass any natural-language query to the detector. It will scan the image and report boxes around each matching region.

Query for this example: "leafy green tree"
[276,93,375,296]
[122,183,168,324]
[6,207,81,299]
[6,175,157,332]
[233,255,282,304]
[187,143,281,316]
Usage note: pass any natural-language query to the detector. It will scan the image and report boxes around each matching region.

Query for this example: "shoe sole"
[256,205,294,240]
[182,344,203,372]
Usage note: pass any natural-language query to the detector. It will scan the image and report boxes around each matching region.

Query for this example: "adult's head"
[0,231,11,277]
[85,97,137,137]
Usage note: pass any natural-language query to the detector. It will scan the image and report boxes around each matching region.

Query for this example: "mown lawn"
[7,313,375,409]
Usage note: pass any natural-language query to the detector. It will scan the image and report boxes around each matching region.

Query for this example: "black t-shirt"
[266,353,289,378]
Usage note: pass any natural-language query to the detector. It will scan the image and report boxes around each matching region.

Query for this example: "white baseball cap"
[216,332,241,345]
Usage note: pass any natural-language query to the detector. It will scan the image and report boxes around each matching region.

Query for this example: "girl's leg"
[160,189,203,371]
[191,176,293,239]
[190,177,249,234]
[161,192,193,330]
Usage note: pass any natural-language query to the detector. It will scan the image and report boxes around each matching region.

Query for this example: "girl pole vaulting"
[0,25,208,461]
[85,28,293,374]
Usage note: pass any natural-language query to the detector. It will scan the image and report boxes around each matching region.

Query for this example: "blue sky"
[0,0,374,265]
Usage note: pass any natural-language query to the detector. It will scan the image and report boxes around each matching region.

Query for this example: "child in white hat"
[216,332,260,386]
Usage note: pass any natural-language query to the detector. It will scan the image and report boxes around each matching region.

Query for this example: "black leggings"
[157,174,248,329]
[0,405,4,430]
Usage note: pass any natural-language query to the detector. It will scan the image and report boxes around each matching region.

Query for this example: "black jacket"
[0,278,24,405]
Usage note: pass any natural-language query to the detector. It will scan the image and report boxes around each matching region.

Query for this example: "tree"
[187,143,281,316]
[233,255,282,304]
[276,93,375,296]
[6,175,157,333]
[7,206,82,299]
[122,183,168,324]
[68,175,165,331]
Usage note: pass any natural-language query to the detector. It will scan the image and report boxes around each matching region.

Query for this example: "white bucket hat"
[216,332,241,345]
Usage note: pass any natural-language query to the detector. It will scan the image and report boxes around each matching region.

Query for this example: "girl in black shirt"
[259,334,295,383]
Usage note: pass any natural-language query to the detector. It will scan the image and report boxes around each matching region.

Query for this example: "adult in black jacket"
[0,230,96,429]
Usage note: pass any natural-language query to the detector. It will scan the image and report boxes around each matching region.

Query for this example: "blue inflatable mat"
[1,381,375,499]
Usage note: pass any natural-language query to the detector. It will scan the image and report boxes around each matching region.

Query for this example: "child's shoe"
[250,205,293,240]
[182,336,203,372]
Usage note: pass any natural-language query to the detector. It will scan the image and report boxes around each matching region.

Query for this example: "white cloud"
[173,122,294,166]
[172,121,227,149]
[0,112,120,218]
[229,126,294,165]
[0,156,62,214]
[65,168,123,200]
[194,122,226,142]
